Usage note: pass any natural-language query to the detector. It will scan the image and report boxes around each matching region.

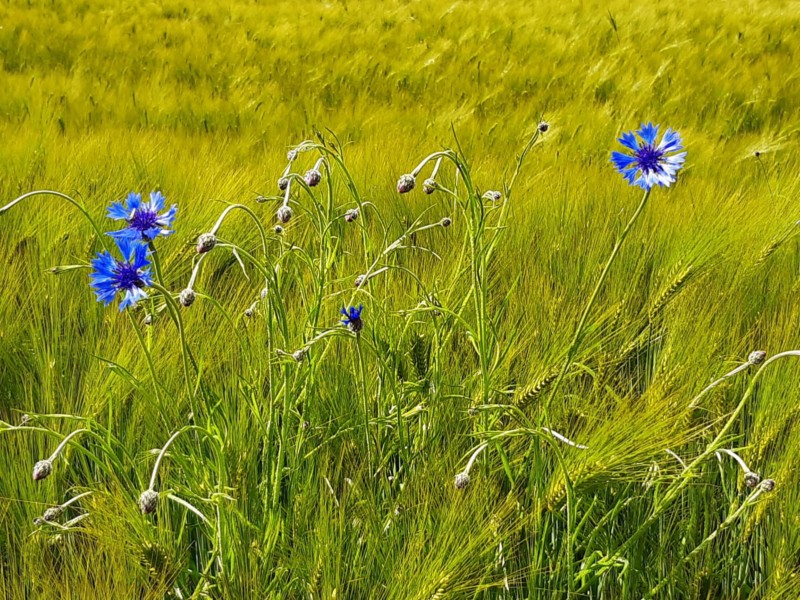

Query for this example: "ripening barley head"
[611,123,686,190]
[106,191,177,243]
[340,304,364,333]
[91,237,153,311]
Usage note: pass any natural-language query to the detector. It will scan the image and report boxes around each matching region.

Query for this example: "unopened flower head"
[304,168,322,187]
[744,471,761,488]
[260,286,269,300]
[42,506,64,522]
[144,313,153,326]
[106,191,177,242]
[274,225,284,234]
[440,217,452,228]
[354,274,366,288]
[196,233,217,254]
[538,121,549,133]
[286,149,298,162]
[344,208,359,223]
[292,349,307,362]
[454,472,470,489]
[340,304,364,333]
[179,288,196,307]
[760,478,776,492]
[611,123,686,190]
[139,489,159,515]
[397,174,416,194]
[32,459,53,481]
[423,178,437,195]
[91,237,153,311]
[277,205,293,224]
[748,350,767,365]
[278,177,289,192]
[482,190,502,202]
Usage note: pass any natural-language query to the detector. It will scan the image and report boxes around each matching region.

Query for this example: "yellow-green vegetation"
[1,0,799,598]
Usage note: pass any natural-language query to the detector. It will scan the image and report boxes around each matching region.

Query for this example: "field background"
[1,0,800,598]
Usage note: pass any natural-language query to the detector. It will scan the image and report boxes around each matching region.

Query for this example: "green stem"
[546,188,651,409]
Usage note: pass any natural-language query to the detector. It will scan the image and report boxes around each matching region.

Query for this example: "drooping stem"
[149,429,184,491]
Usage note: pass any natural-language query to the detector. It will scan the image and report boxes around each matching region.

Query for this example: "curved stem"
[47,429,89,462]
[149,430,184,490]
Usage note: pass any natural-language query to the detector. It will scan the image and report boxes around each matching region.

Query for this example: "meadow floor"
[1,1,800,598]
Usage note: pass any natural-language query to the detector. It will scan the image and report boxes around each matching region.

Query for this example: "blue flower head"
[611,123,686,190]
[91,237,153,311]
[340,304,364,333]
[107,191,177,242]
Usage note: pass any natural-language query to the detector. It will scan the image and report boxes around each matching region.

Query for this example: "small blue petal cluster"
[91,237,153,311]
[91,190,176,310]
[611,123,686,190]
[340,304,364,333]
[107,191,178,242]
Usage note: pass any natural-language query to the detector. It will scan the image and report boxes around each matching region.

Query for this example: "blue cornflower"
[107,191,177,242]
[91,237,153,311]
[611,123,686,190]
[341,304,364,333]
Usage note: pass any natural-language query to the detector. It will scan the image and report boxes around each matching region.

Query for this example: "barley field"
[1,1,800,598]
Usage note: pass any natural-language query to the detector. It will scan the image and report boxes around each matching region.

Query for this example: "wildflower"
[748,350,767,365]
[423,178,437,194]
[760,479,776,492]
[287,149,298,162]
[32,459,53,481]
[611,123,686,190]
[196,233,217,254]
[482,190,502,202]
[179,288,196,307]
[354,274,366,288]
[345,208,359,223]
[278,177,289,192]
[277,205,293,224]
[341,305,364,333]
[107,191,177,242]
[454,472,470,489]
[440,217,452,228]
[91,237,153,311]
[305,169,322,187]
[397,174,416,194]
[274,225,284,234]
[538,121,549,133]
[292,349,306,362]
[744,471,761,488]
[41,506,64,522]
[139,489,159,514]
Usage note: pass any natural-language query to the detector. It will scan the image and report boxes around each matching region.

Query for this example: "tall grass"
[1,1,800,598]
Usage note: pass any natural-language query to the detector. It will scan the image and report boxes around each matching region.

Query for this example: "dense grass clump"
[1,1,800,598]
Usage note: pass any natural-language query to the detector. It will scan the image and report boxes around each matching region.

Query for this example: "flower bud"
[196,233,217,254]
[304,169,322,187]
[748,350,766,365]
[277,205,293,224]
[274,225,284,235]
[42,506,64,522]
[179,288,196,307]
[139,489,159,515]
[292,349,307,362]
[744,471,761,488]
[760,478,776,492]
[260,287,269,300]
[454,472,470,490]
[278,177,289,192]
[538,121,549,133]
[482,190,502,202]
[33,459,53,481]
[344,208,359,223]
[354,274,366,288]
[287,149,298,162]
[144,314,153,326]
[423,178,437,194]
[397,174,416,194]
[244,307,255,318]
[440,217,452,228]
